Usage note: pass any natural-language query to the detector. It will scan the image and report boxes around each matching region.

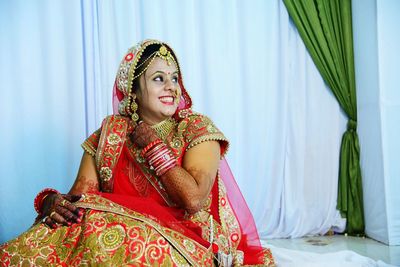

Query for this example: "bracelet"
[141,139,163,157]
[144,142,176,176]
[145,143,165,159]
[156,159,177,176]
[147,146,170,166]
[34,188,59,214]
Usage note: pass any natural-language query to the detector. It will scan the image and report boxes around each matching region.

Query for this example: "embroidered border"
[75,194,212,265]
[96,116,129,192]
[81,142,96,157]
[81,128,101,157]
[186,133,229,157]
[218,173,242,263]
[182,114,230,157]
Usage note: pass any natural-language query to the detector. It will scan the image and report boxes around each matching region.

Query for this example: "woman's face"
[136,57,181,125]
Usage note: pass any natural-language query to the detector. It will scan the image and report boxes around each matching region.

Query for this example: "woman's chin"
[161,107,178,117]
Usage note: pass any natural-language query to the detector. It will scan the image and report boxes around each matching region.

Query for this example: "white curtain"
[0,0,346,243]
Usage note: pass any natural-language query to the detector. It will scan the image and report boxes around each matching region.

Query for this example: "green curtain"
[282,0,364,234]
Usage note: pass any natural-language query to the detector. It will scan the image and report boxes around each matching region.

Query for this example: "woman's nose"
[165,78,176,91]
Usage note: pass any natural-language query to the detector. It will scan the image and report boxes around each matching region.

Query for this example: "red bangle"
[144,142,176,176]
[145,143,165,159]
[141,139,163,157]
[34,188,59,214]
[156,159,176,176]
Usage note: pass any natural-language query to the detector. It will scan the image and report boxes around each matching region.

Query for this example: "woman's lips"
[159,96,175,105]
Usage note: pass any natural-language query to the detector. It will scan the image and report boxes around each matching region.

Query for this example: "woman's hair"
[131,43,177,93]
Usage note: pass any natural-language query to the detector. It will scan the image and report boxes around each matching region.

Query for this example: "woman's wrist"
[143,142,177,176]
[141,139,163,157]
[34,188,59,214]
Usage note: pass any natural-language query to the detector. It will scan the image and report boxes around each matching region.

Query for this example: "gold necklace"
[151,118,176,140]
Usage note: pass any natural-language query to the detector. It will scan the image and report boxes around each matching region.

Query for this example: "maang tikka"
[131,94,139,122]
[128,44,179,123]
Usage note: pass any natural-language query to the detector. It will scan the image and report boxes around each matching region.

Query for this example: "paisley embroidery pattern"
[0,194,213,266]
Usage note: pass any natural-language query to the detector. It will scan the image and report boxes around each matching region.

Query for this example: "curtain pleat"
[283,0,364,234]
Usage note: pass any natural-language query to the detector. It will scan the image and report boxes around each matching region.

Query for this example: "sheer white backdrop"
[0,0,346,243]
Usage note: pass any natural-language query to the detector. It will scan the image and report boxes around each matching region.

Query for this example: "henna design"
[131,123,159,148]
[40,194,82,228]
[69,175,99,195]
[160,166,215,214]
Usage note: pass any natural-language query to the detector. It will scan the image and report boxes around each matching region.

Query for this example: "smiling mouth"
[159,96,175,105]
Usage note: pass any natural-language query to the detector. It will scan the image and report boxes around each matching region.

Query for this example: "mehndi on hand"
[131,122,160,148]
[40,193,83,228]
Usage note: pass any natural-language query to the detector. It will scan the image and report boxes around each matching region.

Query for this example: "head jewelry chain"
[131,45,179,81]
[129,45,180,122]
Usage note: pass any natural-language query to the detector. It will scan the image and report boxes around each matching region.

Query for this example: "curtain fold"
[282,0,364,234]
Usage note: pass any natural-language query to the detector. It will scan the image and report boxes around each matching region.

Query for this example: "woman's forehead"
[146,57,178,75]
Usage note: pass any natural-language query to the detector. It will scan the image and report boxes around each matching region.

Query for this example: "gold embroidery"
[183,239,196,254]
[170,137,184,150]
[218,173,242,263]
[99,225,126,251]
[181,114,230,157]
[75,194,212,265]
[107,133,121,145]
[186,133,229,153]
[0,194,214,266]
[99,167,112,181]
[96,115,129,192]
[171,248,190,266]
[81,128,101,156]
[81,142,96,157]
[206,123,218,133]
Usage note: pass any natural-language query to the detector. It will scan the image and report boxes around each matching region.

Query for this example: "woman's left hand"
[131,122,159,148]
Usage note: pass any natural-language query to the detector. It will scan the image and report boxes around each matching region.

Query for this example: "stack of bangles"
[34,188,59,215]
[141,139,177,176]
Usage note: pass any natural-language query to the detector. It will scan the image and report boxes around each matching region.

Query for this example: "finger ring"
[50,211,56,218]
[41,216,48,223]
[61,199,67,206]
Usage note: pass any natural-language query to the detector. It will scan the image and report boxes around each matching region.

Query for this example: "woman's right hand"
[40,193,83,228]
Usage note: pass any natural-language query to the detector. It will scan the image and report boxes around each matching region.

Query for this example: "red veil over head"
[111,40,267,264]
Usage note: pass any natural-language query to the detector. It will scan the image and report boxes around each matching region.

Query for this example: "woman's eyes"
[154,76,164,82]
[153,75,178,83]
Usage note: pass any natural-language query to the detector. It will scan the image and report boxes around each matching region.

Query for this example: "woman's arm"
[38,152,99,228]
[132,122,221,214]
[160,141,220,214]
[68,152,100,194]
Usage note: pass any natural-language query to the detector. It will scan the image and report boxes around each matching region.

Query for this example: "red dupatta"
[104,39,274,265]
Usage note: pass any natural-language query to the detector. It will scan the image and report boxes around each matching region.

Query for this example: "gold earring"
[131,94,139,122]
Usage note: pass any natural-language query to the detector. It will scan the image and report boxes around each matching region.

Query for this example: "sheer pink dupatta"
[220,158,267,263]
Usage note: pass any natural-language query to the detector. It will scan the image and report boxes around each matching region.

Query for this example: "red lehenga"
[0,40,274,266]
[0,114,274,266]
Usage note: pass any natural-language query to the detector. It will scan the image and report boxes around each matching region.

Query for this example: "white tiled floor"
[265,235,400,266]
